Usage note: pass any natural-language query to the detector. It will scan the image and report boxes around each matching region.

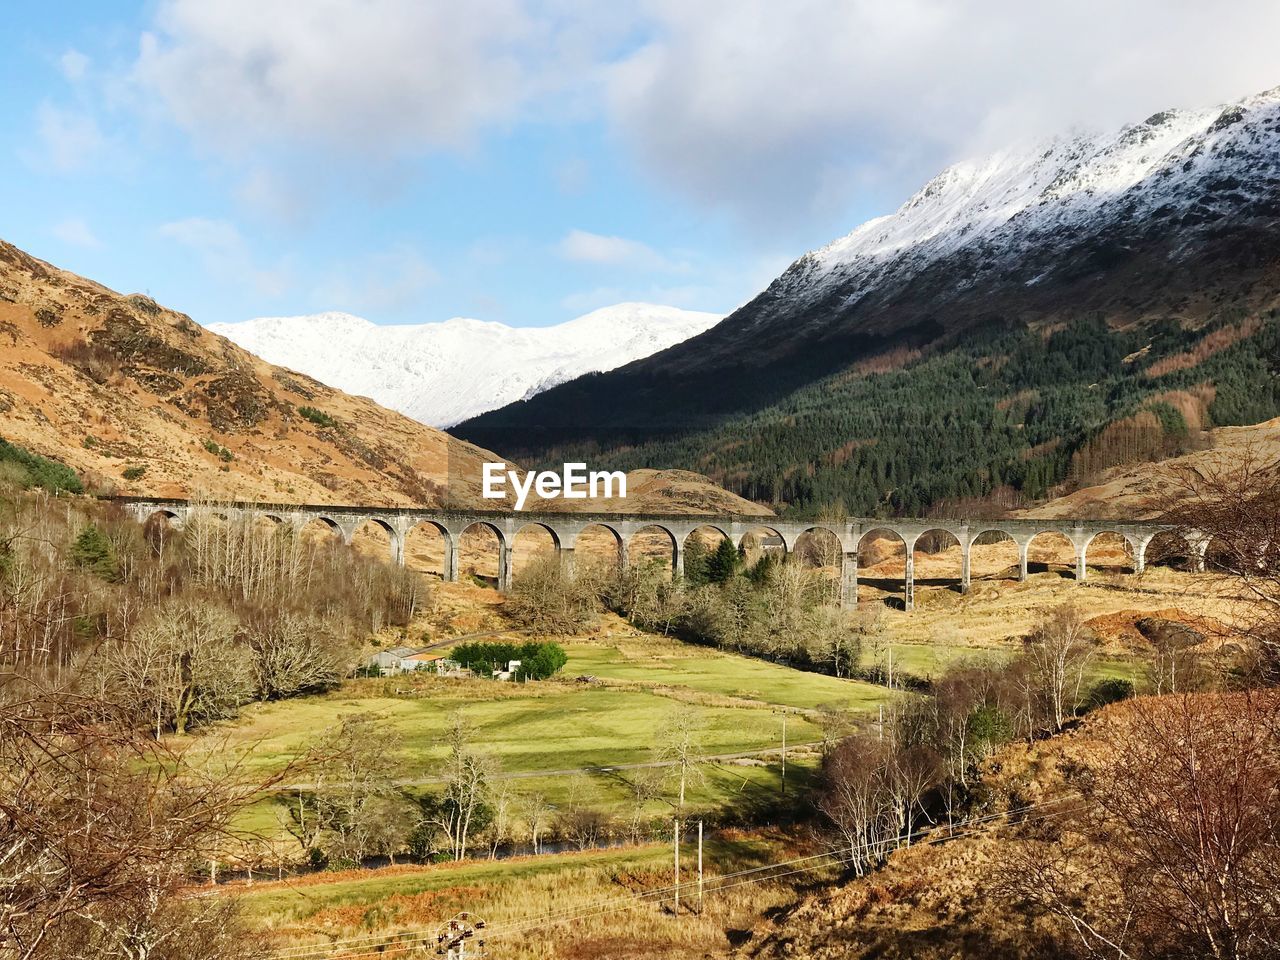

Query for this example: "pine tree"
[706,537,741,585]
[71,524,119,581]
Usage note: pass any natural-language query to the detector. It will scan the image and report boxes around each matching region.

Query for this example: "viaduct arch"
[117,498,1174,611]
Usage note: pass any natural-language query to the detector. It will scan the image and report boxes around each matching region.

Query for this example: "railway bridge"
[114,498,1184,611]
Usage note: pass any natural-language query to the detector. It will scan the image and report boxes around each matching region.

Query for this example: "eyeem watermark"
[482,463,626,511]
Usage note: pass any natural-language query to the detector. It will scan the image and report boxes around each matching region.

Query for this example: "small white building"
[492,659,522,681]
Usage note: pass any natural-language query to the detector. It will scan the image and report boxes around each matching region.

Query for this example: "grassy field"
[229,829,817,959]
[857,639,1141,687]
[562,641,887,711]
[212,650,883,783]
[212,567,1213,849]
[206,634,882,834]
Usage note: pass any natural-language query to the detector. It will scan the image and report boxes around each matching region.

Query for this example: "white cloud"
[34,103,103,173]
[121,2,1280,229]
[59,49,90,82]
[132,0,544,158]
[605,0,1280,223]
[51,218,101,248]
[557,228,682,271]
[158,217,290,296]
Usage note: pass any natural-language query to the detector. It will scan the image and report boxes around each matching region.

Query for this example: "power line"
[274,799,1076,959]
[270,795,1079,960]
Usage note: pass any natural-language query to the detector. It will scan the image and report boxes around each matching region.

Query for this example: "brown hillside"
[0,239,767,515]
[1017,416,1280,520]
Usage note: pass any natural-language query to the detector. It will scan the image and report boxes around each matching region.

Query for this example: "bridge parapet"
[111,497,1173,611]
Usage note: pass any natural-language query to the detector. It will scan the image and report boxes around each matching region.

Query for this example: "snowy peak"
[452,84,1280,454]
[208,303,720,427]
[794,86,1280,311]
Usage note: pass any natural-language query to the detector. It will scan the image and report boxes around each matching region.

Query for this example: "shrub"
[53,337,118,384]
[1085,677,1135,711]
[0,437,83,494]
[203,438,234,461]
[298,406,339,429]
[122,465,147,481]
[452,640,568,680]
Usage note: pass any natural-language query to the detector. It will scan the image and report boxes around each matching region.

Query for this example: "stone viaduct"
[115,498,1185,611]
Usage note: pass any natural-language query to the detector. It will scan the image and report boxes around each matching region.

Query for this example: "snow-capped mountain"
[764,85,1280,335]
[456,84,1280,451]
[208,303,720,427]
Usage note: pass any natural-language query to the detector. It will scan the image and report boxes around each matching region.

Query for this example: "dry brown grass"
[229,831,817,960]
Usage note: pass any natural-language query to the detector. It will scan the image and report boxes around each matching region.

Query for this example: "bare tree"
[817,734,896,877]
[428,712,495,861]
[296,712,410,866]
[486,780,515,859]
[523,792,553,856]
[655,706,707,816]
[246,610,351,700]
[623,767,664,845]
[99,600,254,736]
[998,692,1280,960]
[1023,603,1096,732]
[1152,451,1280,680]
[0,674,279,960]
[504,553,598,635]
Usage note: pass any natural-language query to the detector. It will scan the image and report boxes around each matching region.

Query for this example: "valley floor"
[197,555,1245,958]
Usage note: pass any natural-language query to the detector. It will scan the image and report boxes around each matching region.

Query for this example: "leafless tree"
[522,792,553,856]
[246,610,351,700]
[1151,450,1280,680]
[428,712,496,861]
[1023,603,1096,732]
[817,734,897,877]
[623,767,664,845]
[504,553,598,635]
[295,712,411,866]
[998,692,1280,960]
[0,673,280,960]
[655,706,707,816]
[556,806,612,851]
[98,599,254,737]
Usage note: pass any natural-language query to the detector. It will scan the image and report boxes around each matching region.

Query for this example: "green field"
[212,639,891,779]
[563,643,888,711]
[859,640,1141,688]
[210,631,1138,838]
[218,683,830,781]
[207,639,888,831]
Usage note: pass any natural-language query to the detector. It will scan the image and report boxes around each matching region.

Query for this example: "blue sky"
[3,2,1277,329]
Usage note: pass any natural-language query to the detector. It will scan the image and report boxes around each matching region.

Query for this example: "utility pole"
[781,712,787,795]
[697,820,704,914]
[773,708,790,796]
[673,818,681,915]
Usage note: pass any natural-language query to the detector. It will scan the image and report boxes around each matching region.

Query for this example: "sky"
[2,1,1279,329]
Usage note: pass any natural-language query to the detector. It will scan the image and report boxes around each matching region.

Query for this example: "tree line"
[520,312,1280,518]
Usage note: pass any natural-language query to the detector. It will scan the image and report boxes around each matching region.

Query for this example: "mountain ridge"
[0,239,763,516]
[458,84,1280,452]
[454,85,1280,516]
[209,302,721,427]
